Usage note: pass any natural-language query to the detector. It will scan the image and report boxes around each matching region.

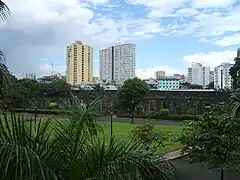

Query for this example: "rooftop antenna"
[51,61,54,76]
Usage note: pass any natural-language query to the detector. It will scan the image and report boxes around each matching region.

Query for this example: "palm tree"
[0,0,11,111]
[0,98,176,180]
[0,0,10,22]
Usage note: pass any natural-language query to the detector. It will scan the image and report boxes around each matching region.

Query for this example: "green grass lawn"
[0,114,184,154]
[103,122,184,153]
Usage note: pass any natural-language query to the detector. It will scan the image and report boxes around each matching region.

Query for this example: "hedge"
[8,108,71,115]
[118,113,200,121]
[8,108,200,121]
[8,108,106,116]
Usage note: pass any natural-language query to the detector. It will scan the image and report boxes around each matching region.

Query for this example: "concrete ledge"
[163,149,188,160]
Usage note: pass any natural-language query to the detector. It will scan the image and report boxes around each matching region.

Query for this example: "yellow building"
[66,41,93,85]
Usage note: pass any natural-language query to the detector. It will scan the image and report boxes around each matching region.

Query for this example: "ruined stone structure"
[33,90,229,115]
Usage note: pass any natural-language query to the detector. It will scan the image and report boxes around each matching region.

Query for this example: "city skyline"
[0,0,239,79]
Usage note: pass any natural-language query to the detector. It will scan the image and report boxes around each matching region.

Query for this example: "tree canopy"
[117,78,149,123]
[230,57,240,89]
[180,112,240,180]
[117,77,149,109]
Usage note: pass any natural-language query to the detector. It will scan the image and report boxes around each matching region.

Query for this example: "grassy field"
[102,122,184,153]
[0,114,184,153]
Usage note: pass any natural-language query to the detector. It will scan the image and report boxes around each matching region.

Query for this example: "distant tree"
[230,57,240,89]
[206,81,214,89]
[131,120,167,151]
[180,113,240,180]
[181,82,203,89]
[117,77,149,123]
[189,84,203,89]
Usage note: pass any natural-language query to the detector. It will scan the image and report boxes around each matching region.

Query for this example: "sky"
[0,0,240,79]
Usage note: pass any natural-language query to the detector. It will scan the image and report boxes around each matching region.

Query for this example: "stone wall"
[30,90,229,115]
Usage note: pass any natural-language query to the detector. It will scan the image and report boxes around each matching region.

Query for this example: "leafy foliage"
[0,0,10,21]
[181,82,203,89]
[159,109,170,116]
[0,1,11,110]
[229,89,240,118]
[117,78,149,110]
[9,77,71,108]
[206,81,214,89]
[131,120,166,149]
[230,57,240,89]
[0,97,176,180]
[48,102,58,109]
[180,112,240,179]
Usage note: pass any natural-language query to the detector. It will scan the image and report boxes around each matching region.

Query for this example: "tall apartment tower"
[214,63,233,90]
[187,62,210,87]
[66,41,93,85]
[99,43,136,82]
[155,71,165,79]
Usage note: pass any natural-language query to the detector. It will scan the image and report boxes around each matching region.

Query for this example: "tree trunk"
[131,104,135,124]
[131,114,134,124]
[220,169,224,180]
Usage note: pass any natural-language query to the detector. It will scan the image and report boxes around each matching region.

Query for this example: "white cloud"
[214,33,240,46]
[1,0,165,76]
[136,66,185,79]
[129,0,240,39]
[84,0,110,4]
[198,38,209,43]
[192,0,235,8]
[183,50,236,68]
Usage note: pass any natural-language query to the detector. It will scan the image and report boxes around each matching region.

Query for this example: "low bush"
[159,109,170,116]
[9,108,71,115]
[153,114,200,121]
[48,102,58,109]
[8,108,107,116]
[118,113,200,121]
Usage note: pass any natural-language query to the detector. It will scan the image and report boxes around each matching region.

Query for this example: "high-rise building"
[237,47,240,58]
[187,62,210,87]
[99,43,136,82]
[155,71,165,79]
[66,41,93,85]
[214,63,233,90]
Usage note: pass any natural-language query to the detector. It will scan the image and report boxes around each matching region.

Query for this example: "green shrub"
[48,102,58,109]
[9,108,71,115]
[118,112,200,121]
[131,120,166,150]
[159,109,170,116]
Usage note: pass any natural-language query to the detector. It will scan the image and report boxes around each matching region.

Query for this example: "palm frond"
[0,0,10,22]
[0,51,12,109]
[69,94,103,136]
[80,138,176,180]
[0,113,57,180]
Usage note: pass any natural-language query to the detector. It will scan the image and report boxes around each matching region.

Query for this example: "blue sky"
[1,0,240,78]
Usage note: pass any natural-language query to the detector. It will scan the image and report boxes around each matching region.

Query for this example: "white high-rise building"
[99,43,136,82]
[214,63,233,90]
[187,62,210,87]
